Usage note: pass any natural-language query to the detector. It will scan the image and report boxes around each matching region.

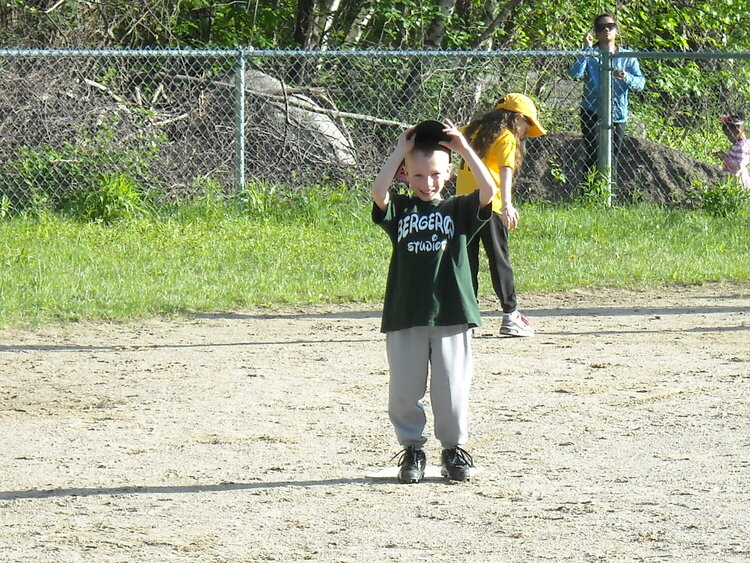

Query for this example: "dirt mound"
[515,132,722,203]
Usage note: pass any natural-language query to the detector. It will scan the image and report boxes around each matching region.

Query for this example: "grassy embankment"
[1,190,748,326]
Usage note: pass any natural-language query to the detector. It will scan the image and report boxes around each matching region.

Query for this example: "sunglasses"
[595,22,617,32]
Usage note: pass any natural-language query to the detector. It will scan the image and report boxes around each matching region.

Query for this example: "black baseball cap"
[411,119,452,148]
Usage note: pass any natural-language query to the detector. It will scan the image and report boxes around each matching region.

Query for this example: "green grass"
[1,192,748,327]
[515,203,750,289]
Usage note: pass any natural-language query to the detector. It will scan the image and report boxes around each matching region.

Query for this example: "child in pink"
[716,112,750,189]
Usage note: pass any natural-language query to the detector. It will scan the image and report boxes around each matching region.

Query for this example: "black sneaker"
[441,446,474,481]
[393,446,426,484]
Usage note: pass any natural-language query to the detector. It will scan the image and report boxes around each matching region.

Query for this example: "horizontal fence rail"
[0,49,748,212]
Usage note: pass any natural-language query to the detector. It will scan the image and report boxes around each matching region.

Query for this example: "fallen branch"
[43,0,67,14]
[172,74,410,128]
[151,113,191,127]
[83,78,131,112]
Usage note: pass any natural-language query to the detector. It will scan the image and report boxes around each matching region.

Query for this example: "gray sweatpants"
[386,324,473,449]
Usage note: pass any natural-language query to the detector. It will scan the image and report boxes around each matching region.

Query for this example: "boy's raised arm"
[440,120,497,207]
[371,128,414,211]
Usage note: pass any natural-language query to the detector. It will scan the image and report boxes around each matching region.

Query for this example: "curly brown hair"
[463,109,527,173]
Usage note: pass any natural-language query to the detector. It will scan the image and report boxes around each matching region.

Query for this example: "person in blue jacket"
[568,13,646,178]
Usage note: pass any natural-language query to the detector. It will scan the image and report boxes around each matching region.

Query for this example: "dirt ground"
[1,283,749,562]
[517,132,722,204]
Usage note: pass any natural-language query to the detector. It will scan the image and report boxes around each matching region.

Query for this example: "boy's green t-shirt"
[372,190,491,333]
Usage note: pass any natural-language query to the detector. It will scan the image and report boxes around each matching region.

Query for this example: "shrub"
[234,180,281,217]
[0,195,13,219]
[687,178,750,217]
[575,167,612,208]
[62,174,150,223]
[0,116,163,215]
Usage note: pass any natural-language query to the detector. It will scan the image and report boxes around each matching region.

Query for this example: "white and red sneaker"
[500,310,535,337]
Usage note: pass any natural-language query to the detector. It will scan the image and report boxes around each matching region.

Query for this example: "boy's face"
[404,149,451,202]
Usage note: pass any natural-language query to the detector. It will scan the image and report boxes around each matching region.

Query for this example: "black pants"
[581,108,625,179]
[468,212,516,314]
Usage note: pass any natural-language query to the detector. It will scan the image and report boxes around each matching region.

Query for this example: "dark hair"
[463,109,527,172]
[723,111,747,130]
[594,13,616,28]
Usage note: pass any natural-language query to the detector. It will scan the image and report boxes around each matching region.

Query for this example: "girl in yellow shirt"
[455,93,546,336]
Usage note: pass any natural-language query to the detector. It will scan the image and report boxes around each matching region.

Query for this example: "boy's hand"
[396,126,416,157]
[371,125,416,211]
[438,119,471,155]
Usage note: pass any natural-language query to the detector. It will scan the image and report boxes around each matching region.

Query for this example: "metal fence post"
[597,45,613,206]
[234,49,246,193]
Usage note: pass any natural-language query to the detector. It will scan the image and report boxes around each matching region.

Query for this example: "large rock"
[243,70,356,181]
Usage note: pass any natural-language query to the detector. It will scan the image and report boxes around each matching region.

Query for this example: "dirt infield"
[1,284,748,561]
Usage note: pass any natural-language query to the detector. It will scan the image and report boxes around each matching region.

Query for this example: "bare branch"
[171,74,410,128]
[83,78,131,111]
[471,0,524,49]
[43,0,67,15]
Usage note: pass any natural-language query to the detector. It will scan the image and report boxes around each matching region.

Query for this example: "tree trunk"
[399,5,411,48]
[469,0,500,107]
[315,0,342,50]
[471,0,524,49]
[290,0,319,84]
[393,0,457,109]
[343,1,378,47]
[425,0,457,48]
[293,0,317,48]
[478,0,498,50]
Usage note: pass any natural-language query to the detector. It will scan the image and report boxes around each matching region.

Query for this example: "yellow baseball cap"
[494,93,547,137]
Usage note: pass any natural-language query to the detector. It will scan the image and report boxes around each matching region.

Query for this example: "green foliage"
[61,174,151,223]
[632,99,725,163]
[575,167,611,208]
[4,0,750,52]
[174,0,293,47]
[0,196,12,219]
[548,157,568,185]
[686,178,750,217]
[635,58,750,160]
[186,176,228,219]
[620,0,750,51]
[234,180,280,216]
[0,118,163,215]
[0,144,81,211]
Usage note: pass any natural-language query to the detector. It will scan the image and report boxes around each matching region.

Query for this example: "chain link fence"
[0,48,748,212]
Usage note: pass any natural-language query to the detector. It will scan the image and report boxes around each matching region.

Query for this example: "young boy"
[371,119,497,483]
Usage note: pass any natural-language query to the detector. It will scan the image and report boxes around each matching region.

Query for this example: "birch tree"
[424,0,456,48]
[343,1,379,47]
